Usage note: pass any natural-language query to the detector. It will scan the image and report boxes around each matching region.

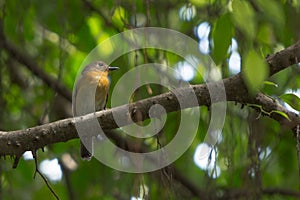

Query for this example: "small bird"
[72,61,119,160]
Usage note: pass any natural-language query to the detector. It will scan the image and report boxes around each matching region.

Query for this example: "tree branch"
[222,187,300,199]
[2,39,72,102]
[266,41,300,76]
[0,41,300,159]
[82,0,120,32]
[262,187,300,198]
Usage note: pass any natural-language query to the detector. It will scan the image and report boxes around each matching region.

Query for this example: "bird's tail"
[80,139,92,160]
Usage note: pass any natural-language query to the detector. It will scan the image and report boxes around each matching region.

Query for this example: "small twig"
[172,167,208,199]
[82,0,121,32]
[262,187,300,198]
[145,0,151,26]
[296,125,300,191]
[58,159,75,200]
[0,161,2,200]
[32,151,60,200]
[12,155,22,169]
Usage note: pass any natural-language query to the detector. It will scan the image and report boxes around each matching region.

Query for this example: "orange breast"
[85,70,110,110]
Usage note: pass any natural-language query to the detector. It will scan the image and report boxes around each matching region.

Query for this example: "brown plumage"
[72,61,119,160]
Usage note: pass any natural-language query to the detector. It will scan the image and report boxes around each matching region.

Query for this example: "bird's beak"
[109,66,119,71]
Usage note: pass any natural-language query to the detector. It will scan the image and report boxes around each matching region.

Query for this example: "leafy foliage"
[280,93,300,111]
[0,0,300,199]
[243,49,269,94]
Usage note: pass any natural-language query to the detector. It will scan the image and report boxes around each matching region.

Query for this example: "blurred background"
[1,0,300,199]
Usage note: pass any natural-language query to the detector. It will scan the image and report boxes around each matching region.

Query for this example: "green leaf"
[243,50,269,94]
[112,6,127,30]
[212,13,233,65]
[257,23,274,45]
[271,110,291,121]
[280,93,300,111]
[247,103,262,110]
[190,0,211,7]
[263,81,278,87]
[231,0,256,39]
[255,0,284,29]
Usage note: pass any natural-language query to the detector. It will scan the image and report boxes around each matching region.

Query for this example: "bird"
[72,61,119,160]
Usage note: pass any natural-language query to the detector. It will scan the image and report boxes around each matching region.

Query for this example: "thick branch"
[0,42,300,157]
[266,41,300,76]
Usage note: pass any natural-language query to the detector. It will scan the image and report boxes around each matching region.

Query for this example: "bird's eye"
[97,62,103,67]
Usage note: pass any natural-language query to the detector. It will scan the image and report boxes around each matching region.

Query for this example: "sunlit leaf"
[189,0,211,7]
[271,110,291,121]
[231,0,256,39]
[280,93,300,111]
[87,15,103,39]
[255,0,284,29]
[112,6,127,29]
[243,50,269,94]
[263,81,278,87]
[257,23,274,45]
